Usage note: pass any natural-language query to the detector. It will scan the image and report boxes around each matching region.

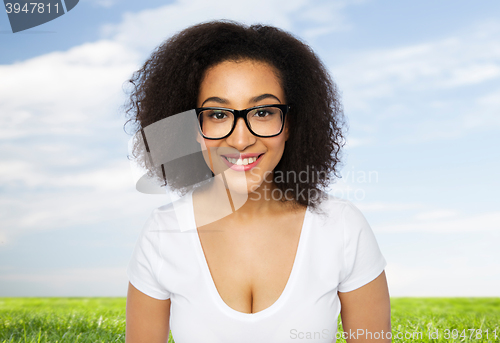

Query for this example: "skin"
[196,59,289,201]
[339,271,391,342]
[125,59,391,342]
[194,59,305,314]
[126,284,171,343]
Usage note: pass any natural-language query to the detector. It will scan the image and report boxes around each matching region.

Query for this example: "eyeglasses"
[195,104,289,140]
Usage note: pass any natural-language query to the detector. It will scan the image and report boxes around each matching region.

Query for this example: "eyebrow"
[253,93,282,104]
[201,96,228,107]
[200,93,282,107]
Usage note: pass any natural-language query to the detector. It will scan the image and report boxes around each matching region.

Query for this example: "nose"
[225,117,256,150]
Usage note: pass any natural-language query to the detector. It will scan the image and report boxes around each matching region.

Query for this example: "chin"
[224,177,260,195]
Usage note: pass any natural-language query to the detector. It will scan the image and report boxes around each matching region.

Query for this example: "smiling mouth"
[222,154,264,166]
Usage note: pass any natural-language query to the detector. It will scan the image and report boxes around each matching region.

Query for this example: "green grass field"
[0,298,499,342]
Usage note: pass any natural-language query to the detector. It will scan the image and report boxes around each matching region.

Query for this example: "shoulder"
[150,201,176,225]
[147,189,196,233]
[133,194,196,265]
[139,203,178,235]
[309,191,365,226]
[306,192,377,249]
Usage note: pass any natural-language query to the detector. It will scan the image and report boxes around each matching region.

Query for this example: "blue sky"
[1,0,499,297]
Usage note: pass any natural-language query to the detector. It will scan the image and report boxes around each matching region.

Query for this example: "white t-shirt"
[127,190,386,343]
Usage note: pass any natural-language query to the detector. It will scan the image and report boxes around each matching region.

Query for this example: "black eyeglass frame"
[195,104,289,140]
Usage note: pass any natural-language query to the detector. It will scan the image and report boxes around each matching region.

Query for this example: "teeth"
[225,156,258,165]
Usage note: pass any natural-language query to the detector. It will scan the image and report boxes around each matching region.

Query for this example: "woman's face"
[197,59,288,196]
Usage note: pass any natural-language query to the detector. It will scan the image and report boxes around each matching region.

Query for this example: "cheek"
[198,139,236,175]
[263,136,287,167]
[269,136,287,155]
[198,137,217,171]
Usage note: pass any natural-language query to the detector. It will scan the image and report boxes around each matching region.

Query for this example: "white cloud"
[334,24,500,99]
[0,232,7,246]
[461,87,500,129]
[88,0,118,8]
[344,137,374,148]
[101,0,358,53]
[0,187,169,244]
[413,209,458,221]
[0,267,124,283]
[0,36,152,248]
[0,267,129,296]
[330,21,500,141]
[355,201,423,212]
[375,210,500,233]
[0,39,140,139]
[0,159,133,191]
[386,262,500,296]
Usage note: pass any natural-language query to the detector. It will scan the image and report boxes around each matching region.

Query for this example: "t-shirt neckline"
[186,189,311,320]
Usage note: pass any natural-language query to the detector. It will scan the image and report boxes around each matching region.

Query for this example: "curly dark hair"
[124,20,346,209]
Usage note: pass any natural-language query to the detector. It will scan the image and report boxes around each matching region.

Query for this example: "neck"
[193,176,290,226]
[233,179,282,217]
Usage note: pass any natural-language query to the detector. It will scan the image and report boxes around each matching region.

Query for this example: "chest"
[196,210,306,314]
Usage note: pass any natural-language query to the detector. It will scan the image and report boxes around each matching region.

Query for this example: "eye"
[254,109,271,118]
[209,110,228,120]
[250,107,279,120]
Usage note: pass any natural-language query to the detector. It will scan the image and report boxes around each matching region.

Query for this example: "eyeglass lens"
[198,106,284,139]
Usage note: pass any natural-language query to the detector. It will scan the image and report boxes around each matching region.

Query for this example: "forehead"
[198,59,285,106]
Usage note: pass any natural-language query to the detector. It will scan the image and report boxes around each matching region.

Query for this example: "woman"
[125,21,390,343]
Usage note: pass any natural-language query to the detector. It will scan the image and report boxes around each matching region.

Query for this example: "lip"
[220,153,264,171]
[221,153,263,159]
